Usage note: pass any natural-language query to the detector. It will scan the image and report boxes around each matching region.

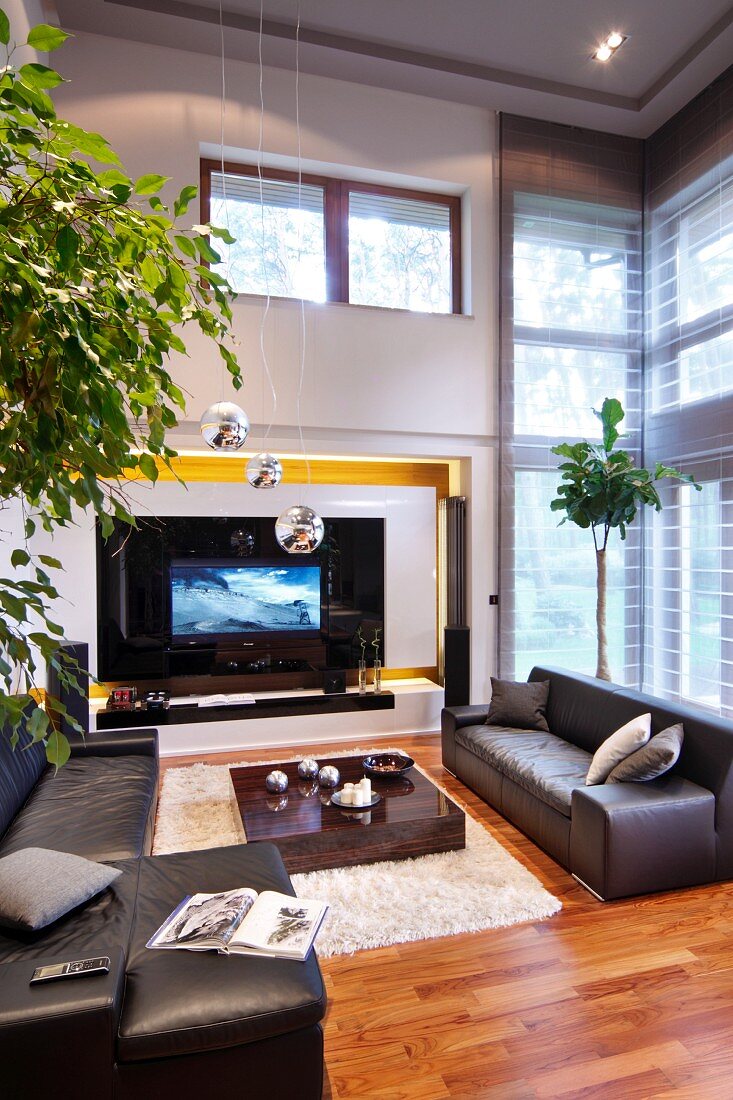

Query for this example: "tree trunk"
[595,549,611,681]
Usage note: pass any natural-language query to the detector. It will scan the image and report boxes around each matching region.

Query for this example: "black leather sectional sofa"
[442,665,733,901]
[0,722,326,1099]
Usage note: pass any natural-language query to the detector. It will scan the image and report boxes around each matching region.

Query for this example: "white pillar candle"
[360,778,372,801]
[340,787,353,805]
[352,788,364,807]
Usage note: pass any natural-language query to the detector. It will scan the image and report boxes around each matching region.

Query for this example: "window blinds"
[210,169,324,214]
[643,65,733,715]
[498,115,644,683]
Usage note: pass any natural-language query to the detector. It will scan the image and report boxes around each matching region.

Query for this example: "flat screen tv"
[170,559,322,642]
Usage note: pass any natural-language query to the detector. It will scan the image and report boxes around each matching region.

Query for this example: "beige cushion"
[586,713,651,785]
[606,723,684,783]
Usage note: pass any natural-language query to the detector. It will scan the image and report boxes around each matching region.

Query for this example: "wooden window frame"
[200,158,463,314]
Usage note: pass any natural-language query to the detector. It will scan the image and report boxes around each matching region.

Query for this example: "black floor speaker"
[46,640,89,734]
[444,626,470,707]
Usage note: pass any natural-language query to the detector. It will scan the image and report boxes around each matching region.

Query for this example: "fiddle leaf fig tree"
[0,10,242,763]
[550,398,700,681]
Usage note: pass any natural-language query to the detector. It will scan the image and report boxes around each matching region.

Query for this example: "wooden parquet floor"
[160,734,733,1099]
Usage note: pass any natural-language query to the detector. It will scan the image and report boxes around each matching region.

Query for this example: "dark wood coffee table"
[228,754,465,873]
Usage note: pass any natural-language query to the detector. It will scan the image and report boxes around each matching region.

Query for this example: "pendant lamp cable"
[295,0,311,497]
[257,0,277,444]
[218,0,230,399]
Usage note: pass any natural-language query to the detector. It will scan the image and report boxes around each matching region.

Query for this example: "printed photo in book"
[146,887,328,961]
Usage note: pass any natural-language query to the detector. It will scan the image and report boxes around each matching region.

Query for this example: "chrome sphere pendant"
[275,505,324,554]
[199,402,250,450]
[246,452,283,489]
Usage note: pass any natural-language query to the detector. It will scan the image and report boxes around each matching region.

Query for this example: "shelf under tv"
[96,689,395,729]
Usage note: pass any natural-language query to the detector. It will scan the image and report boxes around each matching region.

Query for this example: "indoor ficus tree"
[0,9,241,764]
[550,398,700,682]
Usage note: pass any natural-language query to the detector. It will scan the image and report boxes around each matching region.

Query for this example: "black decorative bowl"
[362,752,415,778]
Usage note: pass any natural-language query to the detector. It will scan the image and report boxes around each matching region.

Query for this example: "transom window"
[201,160,462,314]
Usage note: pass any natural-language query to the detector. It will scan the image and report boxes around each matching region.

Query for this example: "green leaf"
[56,224,78,270]
[27,23,71,51]
[38,555,62,569]
[174,184,198,217]
[138,453,159,482]
[135,173,170,196]
[45,728,71,768]
[0,8,10,45]
[175,234,197,259]
[19,63,65,90]
[10,549,30,567]
[595,396,625,452]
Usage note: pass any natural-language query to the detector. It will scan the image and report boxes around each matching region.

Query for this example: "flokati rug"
[154,749,561,956]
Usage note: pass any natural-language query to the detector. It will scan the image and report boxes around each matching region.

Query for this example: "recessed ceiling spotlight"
[593,32,627,61]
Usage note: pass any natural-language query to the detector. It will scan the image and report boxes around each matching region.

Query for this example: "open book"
[197,693,255,708]
[146,888,328,961]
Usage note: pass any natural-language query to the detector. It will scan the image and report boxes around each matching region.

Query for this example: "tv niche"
[97,514,384,688]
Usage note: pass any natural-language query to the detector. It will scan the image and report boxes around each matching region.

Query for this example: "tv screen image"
[170,563,321,638]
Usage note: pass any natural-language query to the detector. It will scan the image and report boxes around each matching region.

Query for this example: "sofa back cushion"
[0,718,47,839]
[528,667,637,754]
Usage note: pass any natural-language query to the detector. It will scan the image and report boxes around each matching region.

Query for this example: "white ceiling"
[53,0,733,136]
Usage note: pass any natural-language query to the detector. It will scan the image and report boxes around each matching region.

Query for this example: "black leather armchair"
[442,666,732,900]
[0,718,326,1099]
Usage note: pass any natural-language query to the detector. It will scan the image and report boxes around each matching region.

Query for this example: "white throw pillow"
[586,713,652,785]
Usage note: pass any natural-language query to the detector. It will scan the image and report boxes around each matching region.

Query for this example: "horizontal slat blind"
[211,169,324,214]
[643,64,733,716]
[349,190,451,230]
[499,115,643,684]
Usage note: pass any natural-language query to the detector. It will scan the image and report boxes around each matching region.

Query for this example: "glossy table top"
[229,754,464,843]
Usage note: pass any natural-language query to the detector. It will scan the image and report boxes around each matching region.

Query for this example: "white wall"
[48,32,499,709]
[4,0,47,53]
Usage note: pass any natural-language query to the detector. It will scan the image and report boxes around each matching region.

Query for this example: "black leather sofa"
[441,665,733,901]
[0,722,326,1099]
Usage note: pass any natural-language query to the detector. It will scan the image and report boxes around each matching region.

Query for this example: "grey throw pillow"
[606,723,684,784]
[0,848,121,932]
[486,677,550,732]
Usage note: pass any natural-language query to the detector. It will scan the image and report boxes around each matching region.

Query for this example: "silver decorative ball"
[265,769,289,793]
[199,401,250,450]
[318,765,340,789]
[246,452,283,489]
[298,757,320,780]
[275,505,325,555]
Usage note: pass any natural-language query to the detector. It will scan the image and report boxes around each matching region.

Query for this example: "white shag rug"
[154,749,561,956]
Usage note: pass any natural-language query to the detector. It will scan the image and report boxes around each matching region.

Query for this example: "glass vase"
[358,659,367,695]
[373,659,382,694]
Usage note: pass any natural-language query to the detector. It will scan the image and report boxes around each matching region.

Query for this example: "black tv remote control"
[30,957,110,985]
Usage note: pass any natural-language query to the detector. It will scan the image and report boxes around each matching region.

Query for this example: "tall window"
[201,161,461,314]
[499,117,643,683]
[644,66,733,716]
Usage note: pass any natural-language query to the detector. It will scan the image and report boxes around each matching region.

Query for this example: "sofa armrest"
[0,945,125,1100]
[441,705,489,774]
[68,726,159,760]
[570,776,716,901]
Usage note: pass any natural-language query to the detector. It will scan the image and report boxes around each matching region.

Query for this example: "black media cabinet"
[97,690,395,730]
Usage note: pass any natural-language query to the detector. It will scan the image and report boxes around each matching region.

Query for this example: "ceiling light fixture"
[593,32,627,61]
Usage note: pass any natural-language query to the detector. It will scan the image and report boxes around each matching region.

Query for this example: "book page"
[231,891,327,957]
[147,888,257,950]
